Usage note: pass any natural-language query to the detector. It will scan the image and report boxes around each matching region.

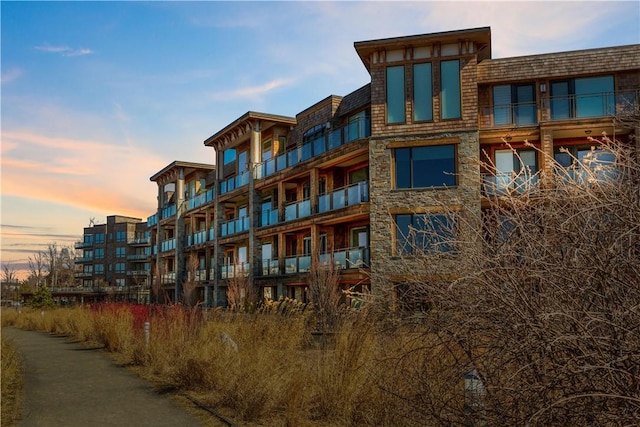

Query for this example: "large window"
[413,63,433,121]
[94,233,105,244]
[441,60,461,119]
[94,264,104,275]
[395,144,456,188]
[94,248,104,259]
[116,230,127,242]
[115,263,125,274]
[386,65,405,124]
[551,76,614,119]
[493,84,536,126]
[395,214,456,255]
[223,149,236,165]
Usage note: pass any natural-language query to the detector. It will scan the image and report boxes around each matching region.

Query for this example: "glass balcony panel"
[328,129,342,149]
[299,200,311,218]
[319,253,332,266]
[301,142,312,161]
[209,228,215,241]
[313,137,326,156]
[333,250,347,270]
[276,153,287,171]
[298,255,311,273]
[318,194,330,213]
[284,256,298,274]
[332,191,346,209]
[287,148,299,167]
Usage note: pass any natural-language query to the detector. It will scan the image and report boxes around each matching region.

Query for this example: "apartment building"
[74,215,151,301]
[148,27,639,307]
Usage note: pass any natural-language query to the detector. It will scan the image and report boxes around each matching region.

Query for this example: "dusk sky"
[2,1,639,279]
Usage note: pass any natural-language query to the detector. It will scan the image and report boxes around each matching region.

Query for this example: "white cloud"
[1,67,23,84]
[210,78,295,102]
[35,44,94,57]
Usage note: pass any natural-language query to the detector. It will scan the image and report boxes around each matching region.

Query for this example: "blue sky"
[2,1,639,278]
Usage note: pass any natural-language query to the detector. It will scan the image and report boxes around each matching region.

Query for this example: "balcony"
[147,214,158,227]
[75,272,93,278]
[284,255,311,274]
[255,117,371,180]
[259,208,279,228]
[261,259,280,276]
[128,236,150,246]
[161,204,176,220]
[220,263,250,279]
[220,170,250,195]
[127,269,149,277]
[482,172,540,196]
[284,199,311,222]
[74,241,93,249]
[127,253,149,261]
[479,101,537,128]
[318,182,369,214]
[259,247,370,277]
[161,272,176,284]
[320,247,370,270]
[74,256,94,264]
[187,188,215,211]
[220,216,250,237]
[479,89,639,129]
[186,229,209,246]
[160,238,176,252]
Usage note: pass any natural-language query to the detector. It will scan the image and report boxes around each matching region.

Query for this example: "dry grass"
[1,333,24,426]
[1,305,447,426]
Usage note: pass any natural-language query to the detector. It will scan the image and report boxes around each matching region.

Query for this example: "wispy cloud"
[1,67,23,84]
[210,78,294,102]
[35,44,94,57]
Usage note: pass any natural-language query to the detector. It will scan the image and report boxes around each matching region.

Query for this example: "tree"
[28,251,46,287]
[380,127,640,425]
[30,285,54,309]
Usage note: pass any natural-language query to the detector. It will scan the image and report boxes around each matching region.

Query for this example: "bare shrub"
[384,132,640,425]
[307,250,343,336]
[182,253,200,307]
[226,265,258,312]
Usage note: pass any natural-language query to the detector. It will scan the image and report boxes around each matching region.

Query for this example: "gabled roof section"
[354,27,492,72]
[150,161,215,183]
[203,111,296,151]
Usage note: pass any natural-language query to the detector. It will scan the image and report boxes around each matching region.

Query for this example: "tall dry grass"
[1,334,24,426]
[1,304,442,426]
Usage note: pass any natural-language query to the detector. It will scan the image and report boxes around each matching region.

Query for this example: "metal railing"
[257,247,370,277]
[187,188,215,210]
[220,263,250,279]
[481,172,541,196]
[220,170,250,195]
[161,204,176,220]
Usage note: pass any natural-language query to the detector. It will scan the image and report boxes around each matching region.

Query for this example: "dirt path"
[3,327,202,426]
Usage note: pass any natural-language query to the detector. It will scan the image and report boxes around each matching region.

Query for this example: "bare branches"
[385,132,640,425]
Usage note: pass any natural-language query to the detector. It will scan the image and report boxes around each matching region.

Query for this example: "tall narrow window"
[441,60,461,119]
[413,63,433,121]
[386,65,405,124]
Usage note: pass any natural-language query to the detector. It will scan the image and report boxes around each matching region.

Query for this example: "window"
[413,63,433,121]
[493,83,536,126]
[486,148,539,195]
[386,65,405,123]
[554,145,617,182]
[83,235,93,245]
[94,264,104,275]
[551,76,614,119]
[303,125,325,145]
[441,60,461,119]
[94,248,104,259]
[115,278,125,287]
[116,231,126,242]
[223,149,236,165]
[395,145,456,188]
[84,250,93,260]
[95,233,105,244]
[395,214,456,254]
[83,265,93,274]
[116,247,126,258]
[115,263,125,274]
